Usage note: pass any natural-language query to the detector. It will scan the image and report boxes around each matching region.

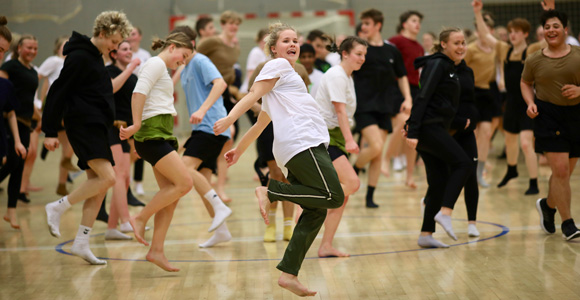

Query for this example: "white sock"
[119,221,150,233]
[417,235,449,248]
[434,211,458,241]
[199,222,232,248]
[70,225,106,265]
[105,228,133,240]
[205,189,232,232]
[468,224,480,237]
[45,196,71,238]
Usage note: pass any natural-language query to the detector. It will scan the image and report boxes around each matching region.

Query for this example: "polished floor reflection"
[1,139,579,299]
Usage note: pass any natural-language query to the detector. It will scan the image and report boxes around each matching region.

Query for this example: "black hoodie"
[42,31,114,138]
[406,52,460,139]
[450,60,479,133]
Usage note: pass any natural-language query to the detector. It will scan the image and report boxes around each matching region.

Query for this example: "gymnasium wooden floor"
[1,134,580,300]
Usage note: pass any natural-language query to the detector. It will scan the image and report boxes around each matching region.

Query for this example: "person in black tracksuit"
[406,28,473,248]
[41,11,133,266]
[424,60,481,238]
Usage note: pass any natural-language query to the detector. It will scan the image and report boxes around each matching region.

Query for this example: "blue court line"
[55,216,509,263]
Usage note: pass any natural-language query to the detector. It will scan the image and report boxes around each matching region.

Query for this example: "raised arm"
[224,110,271,166]
[213,77,277,135]
[472,0,498,47]
[111,58,140,93]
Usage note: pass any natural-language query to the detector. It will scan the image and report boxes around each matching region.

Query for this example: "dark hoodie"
[42,31,114,138]
[406,52,460,139]
[450,60,479,133]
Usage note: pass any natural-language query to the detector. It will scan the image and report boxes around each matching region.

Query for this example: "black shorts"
[135,139,175,167]
[503,93,533,134]
[354,111,392,133]
[474,88,496,122]
[183,130,229,172]
[327,145,346,161]
[64,120,114,170]
[489,82,505,117]
[257,123,275,162]
[534,99,580,157]
[108,127,130,153]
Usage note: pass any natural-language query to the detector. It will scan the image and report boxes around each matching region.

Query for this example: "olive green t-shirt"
[522,45,580,106]
[197,36,240,85]
[464,40,509,89]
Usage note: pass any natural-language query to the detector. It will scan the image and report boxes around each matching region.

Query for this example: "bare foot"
[405,179,417,189]
[381,161,390,177]
[4,209,20,229]
[146,251,180,272]
[255,186,271,225]
[318,244,349,258]
[129,216,149,246]
[278,272,317,297]
[217,190,232,204]
[26,185,44,192]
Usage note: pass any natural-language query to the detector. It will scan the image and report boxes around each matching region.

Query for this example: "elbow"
[218,79,228,94]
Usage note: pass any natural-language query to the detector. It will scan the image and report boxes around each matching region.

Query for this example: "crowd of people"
[1,0,580,296]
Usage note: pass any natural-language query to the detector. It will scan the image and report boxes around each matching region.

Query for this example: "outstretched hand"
[224,148,241,167]
[472,0,483,13]
[541,0,555,10]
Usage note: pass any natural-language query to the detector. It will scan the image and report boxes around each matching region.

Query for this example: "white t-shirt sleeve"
[246,47,267,71]
[326,73,348,104]
[134,57,165,96]
[37,56,59,77]
[255,58,293,83]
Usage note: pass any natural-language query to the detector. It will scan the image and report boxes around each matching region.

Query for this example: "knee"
[552,165,570,179]
[368,140,384,156]
[102,172,116,189]
[328,188,345,209]
[177,175,194,196]
[343,177,360,196]
[520,140,533,153]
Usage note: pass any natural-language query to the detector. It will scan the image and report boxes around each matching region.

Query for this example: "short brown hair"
[360,9,383,32]
[397,10,423,33]
[195,16,213,36]
[220,10,242,25]
[507,18,531,34]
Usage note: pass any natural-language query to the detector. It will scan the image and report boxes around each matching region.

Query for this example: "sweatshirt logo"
[449,73,455,77]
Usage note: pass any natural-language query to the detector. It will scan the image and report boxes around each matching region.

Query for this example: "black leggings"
[417,124,473,233]
[424,130,479,221]
[0,121,30,208]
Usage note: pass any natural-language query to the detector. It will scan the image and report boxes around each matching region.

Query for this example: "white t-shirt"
[308,68,324,98]
[255,58,329,167]
[37,55,65,85]
[133,47,152,75]
[315,65,356,129]
[133,56,177,121]
[326,52,341,67]
[240,46,268,93]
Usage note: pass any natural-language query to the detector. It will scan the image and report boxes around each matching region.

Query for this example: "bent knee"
[177,176,194,196]
[343,179,360,196]
[328,189,345,209]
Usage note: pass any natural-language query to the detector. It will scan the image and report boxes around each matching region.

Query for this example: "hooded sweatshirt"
[406,52,460,139]
[450,60,478,133]
[42,31,114,138]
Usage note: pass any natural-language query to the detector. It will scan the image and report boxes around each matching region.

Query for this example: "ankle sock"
[45,196,71,237]
[365,186,378,208]
[71,225,106,265]
[434,211,457,240]
[199,222,232,248]
[525,178,539,195]
[205,189,232,232]
[417,235,449,248]
[497,164,518,187]
[283,217,293,241]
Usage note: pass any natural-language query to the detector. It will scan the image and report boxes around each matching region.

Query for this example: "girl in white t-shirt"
[314,36,367,258]
[120,32,194,272]
[214,22,344,297]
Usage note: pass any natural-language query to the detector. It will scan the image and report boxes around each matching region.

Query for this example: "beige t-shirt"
[522,45,580,106]
[197,36,240,85]
[465,40,509,89]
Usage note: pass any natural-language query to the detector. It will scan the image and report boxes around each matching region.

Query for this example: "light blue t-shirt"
[181,53,230,138]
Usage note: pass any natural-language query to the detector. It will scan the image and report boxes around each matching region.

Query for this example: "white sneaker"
[468,224,480,237]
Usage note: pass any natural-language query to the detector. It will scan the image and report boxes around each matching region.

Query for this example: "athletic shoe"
[561,219,580,241]
[536,198,556,234]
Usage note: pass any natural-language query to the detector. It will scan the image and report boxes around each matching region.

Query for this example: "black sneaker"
[536,198,556,234]
[561,219,580,241]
